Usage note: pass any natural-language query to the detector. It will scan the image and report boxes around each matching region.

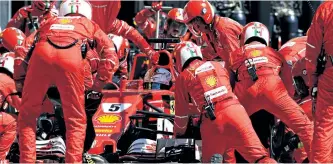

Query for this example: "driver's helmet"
[32,0,56,11]
[0,27,26,52]
[0,52,15,78]
[144,67,172,90]
[166,8,188,38]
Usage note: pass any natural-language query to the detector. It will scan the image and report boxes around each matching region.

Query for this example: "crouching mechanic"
[16,0,119,163]
[278,36,312,163]
[0,53,21,161]
[227,22,313,161]
[173,41,276,163]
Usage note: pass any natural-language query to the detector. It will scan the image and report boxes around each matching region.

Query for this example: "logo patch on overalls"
[205,76,217,87]
[59,18,72,24]
[251,50,262,57]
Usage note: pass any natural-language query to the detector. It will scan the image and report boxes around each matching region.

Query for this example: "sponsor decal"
[205,76,217,88]
[102,103,132,113]
[50,24,74,30]
[58,18,71,24]
[250,50,262,57]
[96,134,111,137]
[94,125,116,128]
[245,57,268,66]
[195,62,214,75]
[204,86,228,100]
[94,129,113,133]
[96,115,121,124]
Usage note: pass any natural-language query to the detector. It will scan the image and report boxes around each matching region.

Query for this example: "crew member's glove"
[16,7,33,21]
[151,1,163,12]
[149,51,160,65]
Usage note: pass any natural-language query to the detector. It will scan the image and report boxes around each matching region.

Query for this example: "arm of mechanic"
[216,17,243,63]
[93,24,120,92]
[305,4,326,87]
[13,30,37,92]
[134,8,156,39]
[107,19,156,60]
[6,6,33,32]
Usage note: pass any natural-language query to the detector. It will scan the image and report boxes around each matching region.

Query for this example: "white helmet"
[174,41,203,72]
[59,0,92,20]
[0,52,15,77]
[240,22,270,46]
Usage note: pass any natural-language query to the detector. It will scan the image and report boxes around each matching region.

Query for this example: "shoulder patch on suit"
[195,62,214,75]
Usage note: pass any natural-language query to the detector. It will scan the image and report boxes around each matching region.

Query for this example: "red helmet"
[182,0,215,24]
[240,22,270,46]
[166,8,188,38]
[174,41,203,72]
[0,27,26,52]
[32,0,56,11]
[168,8,185,22]
[108,34,130,63]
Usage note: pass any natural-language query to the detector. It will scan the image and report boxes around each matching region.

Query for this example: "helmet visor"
[186,19,202,37]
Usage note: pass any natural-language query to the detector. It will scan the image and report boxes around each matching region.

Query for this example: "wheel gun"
[204,96,216,121]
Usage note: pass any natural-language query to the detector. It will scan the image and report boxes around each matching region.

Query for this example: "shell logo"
[95,129,113,133]
[251,50,262,57]
[59,18,71,24]
[205,76,217,87]
[96,115,121,124]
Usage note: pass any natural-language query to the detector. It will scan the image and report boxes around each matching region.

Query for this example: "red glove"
[149,51,160,65]
[16,7,33,21]
[151,1,163,12]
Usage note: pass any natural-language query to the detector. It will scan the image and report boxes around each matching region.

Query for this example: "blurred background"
[0,0,323,49]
